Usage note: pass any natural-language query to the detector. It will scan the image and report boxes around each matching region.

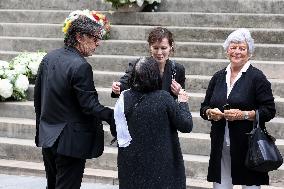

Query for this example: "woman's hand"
[206,108,224,121]
[112,81,121,94]
[224,109,244,121]
[178,89,189,102]
[171,79,182,96]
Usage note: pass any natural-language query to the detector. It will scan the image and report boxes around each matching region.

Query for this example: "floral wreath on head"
[62,9,111,39]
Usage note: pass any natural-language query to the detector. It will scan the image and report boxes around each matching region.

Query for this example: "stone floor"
[0,174,118,189]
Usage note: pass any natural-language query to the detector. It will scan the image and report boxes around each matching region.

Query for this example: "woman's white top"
[224,61,251,146]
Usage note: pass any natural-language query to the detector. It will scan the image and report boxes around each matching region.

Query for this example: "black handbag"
[245,110,283,172]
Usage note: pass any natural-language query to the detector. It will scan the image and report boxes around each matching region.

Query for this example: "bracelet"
[243,111,249,120]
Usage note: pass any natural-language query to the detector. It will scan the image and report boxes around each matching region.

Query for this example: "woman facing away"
[200,28,276,189]
[111,27,186,99]
[114,57,193,189]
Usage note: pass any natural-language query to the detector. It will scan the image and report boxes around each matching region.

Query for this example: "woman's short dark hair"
[147,27,174,51]
[64,15,102,47]
[129,57,162,92]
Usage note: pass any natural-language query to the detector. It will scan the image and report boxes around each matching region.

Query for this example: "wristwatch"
[243,111,249,120]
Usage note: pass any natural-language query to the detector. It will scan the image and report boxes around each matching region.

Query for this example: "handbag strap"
[254,110,260,129]
[254,110,276,142]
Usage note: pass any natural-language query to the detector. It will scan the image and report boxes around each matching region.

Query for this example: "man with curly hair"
[34,13,116,189]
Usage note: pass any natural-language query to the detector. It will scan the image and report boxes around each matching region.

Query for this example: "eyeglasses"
[86,34,101,43]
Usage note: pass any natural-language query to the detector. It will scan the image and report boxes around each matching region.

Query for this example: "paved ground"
[0,174,119,189]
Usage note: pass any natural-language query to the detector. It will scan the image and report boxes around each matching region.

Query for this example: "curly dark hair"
[129,57,162,93]
[64,15,102,47]
[147,27,175,51]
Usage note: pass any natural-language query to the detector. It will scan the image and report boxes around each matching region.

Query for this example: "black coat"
[200,65,276,185]
[111,59,186,99]
[118,90,193,189]
[34,46,114,159]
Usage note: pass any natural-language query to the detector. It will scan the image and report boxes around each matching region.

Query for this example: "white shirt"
[224,61,251,146]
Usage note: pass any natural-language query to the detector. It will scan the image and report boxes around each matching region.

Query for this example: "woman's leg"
[213,142,233,189]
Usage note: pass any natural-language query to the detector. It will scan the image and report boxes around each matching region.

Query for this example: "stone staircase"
[0,0,284,188]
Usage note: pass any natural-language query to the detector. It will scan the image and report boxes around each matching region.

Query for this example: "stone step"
[109,12,284,29]
[25,69,281,98]
[0,10,283,28]
[79,70,284,97]
[1,122,284,157]
[1,0,283,14]
[159,0,284,14]
[0,117,115,148]
[25,87,284,117]
[0,159,283,189]
[1,23,283,44]
[0,52,283,80]
[21,83,284,117]
[91,71,284,97]
[0,138,283,187]
[68,56,284,80]
[0,38,283,61]
[0,159,118,186]
[0,101,36,119]
[0,0,112,11]
[1,89,284,118]
[1,120,283,157]
[109,26,284,45]
[1,103,284,140]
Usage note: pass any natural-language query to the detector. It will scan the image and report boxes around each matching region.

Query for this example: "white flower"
[15,74,29,92]
[10,52,46,79]
[136,0,144,6]
[28,53,44,75]
[28,61,40,75]
[67,10,83,22]
[0,79,13,98]
[5,69,17,81]
[14,62,27,74]
[0,60,9,70]
[0,60,9,77]
[0,69,4,76]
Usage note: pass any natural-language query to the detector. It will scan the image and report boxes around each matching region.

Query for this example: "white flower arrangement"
[0,51,46,101]
[0,61,29,101]
[9,51,46,82]
[104,0,161,9]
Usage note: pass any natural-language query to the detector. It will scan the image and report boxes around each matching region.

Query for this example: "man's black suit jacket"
[34,46,113,159]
